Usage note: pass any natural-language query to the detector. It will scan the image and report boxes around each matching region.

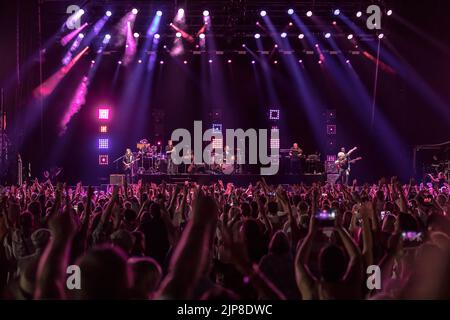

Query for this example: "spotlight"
[346,59,350,64]
[274,44,278,48]
[208,59,213,63]
[203,10,210,17]
[132,8,138,15]
[274,60,278,64]
[154,33,160,39]
[228,59,232,64]
[118,61,122,65]
[242,44,246,48]
[356,11,362,18]
[378,33,384,39]
[79,33,85,39]
[289,22,293,26]
[79,9,85,15]
[288,8,294,15]
[318,60,323,64]
[325,32,331,39]
[333,9,341,16]
[105,34,111,40]
[178,8,185,17]
[347,34,354,40]
[183,60,188,64]
[298,33,305,39]
[176,32,182,38]
[281,32,287,38]
[306,11,313,17]
[260,10,267,17]
[199,33,206,39]
[160,60,164,64]
[254,33,261,39]
[298,59,303,63]
[91,60,95,64]
[387,9,393,16]
[138,60,142,64]
[156,10,163,17]
[133,32,140,38]
[106,11,112,17]
[251,60,255,64]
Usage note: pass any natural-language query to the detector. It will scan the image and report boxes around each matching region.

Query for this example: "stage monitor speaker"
[110,174,125,186]
[327,174,339,184]
[325,161,338,174]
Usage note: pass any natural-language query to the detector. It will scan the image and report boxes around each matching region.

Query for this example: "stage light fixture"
[203,10,210,17]
[298,33,305,39]
[269,109,280,120]
[346,59,350,64]
[156,10,163,17]
[100,125,108,133]
[387,10,393,16]
[91,60,95,64]
[289,22,293,26]
[154,33,160,39]
[251,60,255,64]
[79,9,85,15]
[99,155,109,165]
[132,8,138,15]
[134,32,140,38]
[160,60,164,64]
[306,11,313,17]
[183,60,188,64]
[298,59,303,63]
[228,59,232,64]
[105,34,111,40]
[208,59,213,63]
[98,139,109,150]
[378,33,384,39]
[254,33,261,39]
[274,60,278,64]
[138,60,142,64]
[288,9,294,15]
[199,33,206,39]
[281,32,287,38]
[356,11,362,18]
[325,32,331,39]
[118,61,122,65]
[79,33,85,39]
[260,10,267,17]
[333,9,341,16]
[176,32,182,38]
[106,11,112,17]
[178,8,185,17]
[347,34,354,40]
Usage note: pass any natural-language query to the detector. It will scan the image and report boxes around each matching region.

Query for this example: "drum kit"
[133,139,166,174]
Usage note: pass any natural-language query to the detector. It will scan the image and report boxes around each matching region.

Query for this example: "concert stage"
[105,173,326,186]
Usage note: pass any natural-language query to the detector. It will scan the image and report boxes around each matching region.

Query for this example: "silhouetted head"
[319,245,347,282]
[76,246,131,299]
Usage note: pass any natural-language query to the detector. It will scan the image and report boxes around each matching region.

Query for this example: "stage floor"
[114,173,326,186]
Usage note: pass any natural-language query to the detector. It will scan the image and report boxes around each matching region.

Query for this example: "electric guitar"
[336,157,363,172]
[123,158,140,170]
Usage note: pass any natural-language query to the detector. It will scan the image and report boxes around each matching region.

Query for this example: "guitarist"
[123,148,136,183]
[335,147,358,185]
[289,143,304,175]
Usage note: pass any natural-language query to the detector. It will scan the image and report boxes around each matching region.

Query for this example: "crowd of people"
[0,176,449,300]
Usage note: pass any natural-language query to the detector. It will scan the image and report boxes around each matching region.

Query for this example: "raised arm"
[35,197,77,299]
[157,189,218,299]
